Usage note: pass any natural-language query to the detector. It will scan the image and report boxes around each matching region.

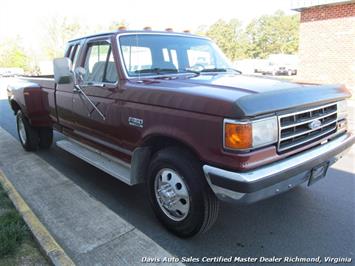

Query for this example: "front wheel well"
[142,136,201,162]
[10,100,21,114]
[131,136,202,184]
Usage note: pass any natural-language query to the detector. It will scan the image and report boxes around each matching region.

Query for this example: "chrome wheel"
[18,117,27,144]
[154,168,190,221]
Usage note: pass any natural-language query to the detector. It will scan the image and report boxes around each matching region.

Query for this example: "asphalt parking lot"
[0,77,354,265]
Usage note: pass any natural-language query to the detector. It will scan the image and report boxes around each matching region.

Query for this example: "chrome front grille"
[278,103,338,152]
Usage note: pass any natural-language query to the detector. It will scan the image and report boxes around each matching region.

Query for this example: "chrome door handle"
[73,85,81,93]
[73,84,106,120]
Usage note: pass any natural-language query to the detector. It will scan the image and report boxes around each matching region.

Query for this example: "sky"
[0,0,297,55]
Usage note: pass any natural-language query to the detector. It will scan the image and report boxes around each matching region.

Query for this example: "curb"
[0,170,75,266]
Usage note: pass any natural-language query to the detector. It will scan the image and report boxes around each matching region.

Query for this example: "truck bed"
[7,75,58,126]
[19,75,55,90]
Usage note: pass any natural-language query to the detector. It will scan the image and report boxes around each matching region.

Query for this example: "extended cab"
[7,30,355,237]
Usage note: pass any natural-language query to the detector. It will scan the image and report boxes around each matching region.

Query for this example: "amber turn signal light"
[224,123,252,149]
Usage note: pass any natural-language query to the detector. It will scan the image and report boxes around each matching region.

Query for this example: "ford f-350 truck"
[7,30,355,237]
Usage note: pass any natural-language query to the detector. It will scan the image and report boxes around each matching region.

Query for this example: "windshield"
[118,34,234,77]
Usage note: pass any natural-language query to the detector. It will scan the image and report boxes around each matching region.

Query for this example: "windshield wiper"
[200,68,241,74]
[180,69,200,75]
[228,68,242,74]
[135,68,178,75]
[200,68,227,73]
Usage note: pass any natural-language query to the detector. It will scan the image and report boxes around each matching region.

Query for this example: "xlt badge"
[128,117,144,128]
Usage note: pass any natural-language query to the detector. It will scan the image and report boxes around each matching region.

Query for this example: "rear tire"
[16,111,39,151]
[147,147,219,238]
[39,127,53,149]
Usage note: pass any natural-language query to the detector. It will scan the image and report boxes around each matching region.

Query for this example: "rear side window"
[65,45,73,58]
[71,44,81,67]
[83,42,118,84]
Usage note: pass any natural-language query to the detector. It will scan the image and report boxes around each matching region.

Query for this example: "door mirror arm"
[74,67,87,85]
[81,83,105,88]
[73,84,106,120]
[72,71,106,121]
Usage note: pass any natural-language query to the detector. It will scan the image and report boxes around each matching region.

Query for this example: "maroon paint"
[7,31,352,172]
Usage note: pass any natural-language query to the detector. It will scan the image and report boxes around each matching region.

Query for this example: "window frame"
[65,44,73,58]
[81,37,119,86]
[71,44,80,64]
[67,43,82,70]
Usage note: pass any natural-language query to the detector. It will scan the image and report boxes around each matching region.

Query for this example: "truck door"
[55,42,82,129]
[71,38,125,151]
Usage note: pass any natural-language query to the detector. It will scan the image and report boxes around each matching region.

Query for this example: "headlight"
[224,117,278,150]
[337,100,348,120]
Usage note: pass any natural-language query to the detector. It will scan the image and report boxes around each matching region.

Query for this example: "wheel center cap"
[158,184,177,209]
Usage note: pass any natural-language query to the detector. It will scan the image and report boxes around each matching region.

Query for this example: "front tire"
[147,147,219,238]
[16,111,39,151]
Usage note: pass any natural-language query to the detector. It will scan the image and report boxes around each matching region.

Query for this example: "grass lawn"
[0,184,49,266]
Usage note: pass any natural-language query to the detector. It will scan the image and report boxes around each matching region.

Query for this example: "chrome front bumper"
[203,133,355,204]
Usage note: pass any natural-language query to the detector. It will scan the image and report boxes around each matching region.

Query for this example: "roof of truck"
[68,30,207,43]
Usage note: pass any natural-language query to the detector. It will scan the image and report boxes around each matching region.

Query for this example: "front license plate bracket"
[308,162,329,186]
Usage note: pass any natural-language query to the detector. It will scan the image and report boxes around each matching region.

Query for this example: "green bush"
[0,190,13,209]
[0,210,28,257]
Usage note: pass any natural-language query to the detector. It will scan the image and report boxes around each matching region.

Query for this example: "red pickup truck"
[7,30,355,237]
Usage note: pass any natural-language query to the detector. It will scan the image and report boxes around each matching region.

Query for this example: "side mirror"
[74,67,87,85]
[53,58,73,84]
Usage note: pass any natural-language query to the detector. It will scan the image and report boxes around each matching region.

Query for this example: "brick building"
[292,0,355,93]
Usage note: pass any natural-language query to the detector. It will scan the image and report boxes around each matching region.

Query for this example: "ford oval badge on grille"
[308,119,322,129]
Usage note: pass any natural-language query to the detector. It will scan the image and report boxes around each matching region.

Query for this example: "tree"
[196,11,299,61]
[0,37,30,71]
[245,10,299,58]
[199,19,247,61]
[43,17,86,59]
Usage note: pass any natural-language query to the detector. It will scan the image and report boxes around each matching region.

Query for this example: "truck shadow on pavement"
[37,144,355,261]
[0,97,354,262]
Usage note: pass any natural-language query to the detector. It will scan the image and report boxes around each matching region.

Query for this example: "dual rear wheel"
[16,111,53,151]
[16,111,219,237]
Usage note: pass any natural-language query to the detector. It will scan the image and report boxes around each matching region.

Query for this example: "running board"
[56,139,132,185]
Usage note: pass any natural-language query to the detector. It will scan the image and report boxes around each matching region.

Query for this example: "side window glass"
[71,44,81,68]
[83,43,110,83]
[65,45,73,58]
[104,50,118,83]
[69,46,76,61]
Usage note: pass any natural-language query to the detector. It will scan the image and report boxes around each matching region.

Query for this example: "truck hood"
[124,74,351,118]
